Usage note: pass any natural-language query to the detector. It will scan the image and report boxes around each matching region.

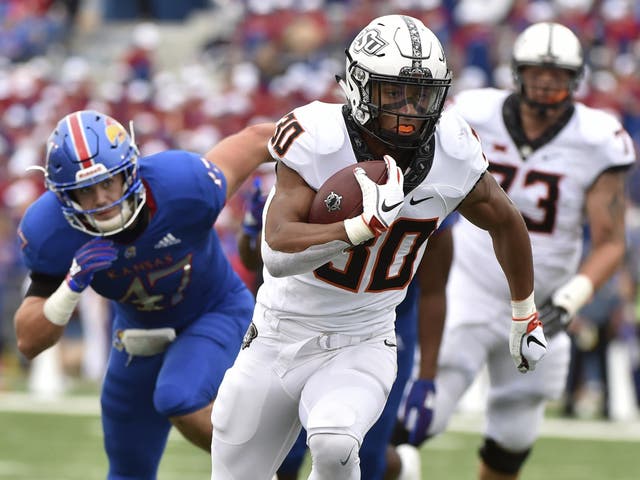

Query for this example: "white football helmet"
[512,22,584,108]
[340,15,451,149]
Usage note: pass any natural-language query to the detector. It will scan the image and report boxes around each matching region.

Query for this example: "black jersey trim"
[502,93,574,160]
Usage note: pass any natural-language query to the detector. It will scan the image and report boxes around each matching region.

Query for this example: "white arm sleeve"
[261,239,351,278]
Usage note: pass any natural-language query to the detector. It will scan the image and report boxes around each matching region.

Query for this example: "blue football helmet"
[45,110,146,236]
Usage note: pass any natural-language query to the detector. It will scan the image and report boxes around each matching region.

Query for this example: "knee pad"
[308,433,359,477]
[478,437,531,475]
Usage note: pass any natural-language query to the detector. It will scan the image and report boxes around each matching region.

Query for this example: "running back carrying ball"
[308,160,388,224]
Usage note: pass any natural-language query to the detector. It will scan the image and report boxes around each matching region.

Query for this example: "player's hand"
[242,178,267,238]
[66,238,118,293]
[509,312,547,373]
[402,378,435,446]
[344,155,404,245]
[539,301,571,337]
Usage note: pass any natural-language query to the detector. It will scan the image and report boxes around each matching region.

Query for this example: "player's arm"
[401,220,455,445]
[203,123,276,200]
[458,173,546,372]
[415,225,454,380]
[260,162,351,277]
[15,239,117,359]
[458,173,533,300]
[15,288,110,361]
[14,288,64,360]
[265,161,350,252]
[542,168,628,336]
[580,169,627,288]
[263,155,404,277]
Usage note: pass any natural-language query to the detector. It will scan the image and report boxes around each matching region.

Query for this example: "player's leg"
[155,287,255,451]
[156,325,234,451]
[211,332,304,480]
[479,333,571,480]
[427,323,494,437]
[168,404,213,451]
[300,332,398,480]
[101,346,171,480]
[274,297,419,480]
[277,429,307,480]
[362,309,418,480]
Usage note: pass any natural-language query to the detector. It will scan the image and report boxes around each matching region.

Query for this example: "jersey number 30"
[314,218,437,292]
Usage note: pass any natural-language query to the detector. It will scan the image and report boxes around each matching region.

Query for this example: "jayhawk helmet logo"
[105,118,128,146]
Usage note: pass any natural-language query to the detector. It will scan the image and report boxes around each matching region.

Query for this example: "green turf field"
[0,400,638,480]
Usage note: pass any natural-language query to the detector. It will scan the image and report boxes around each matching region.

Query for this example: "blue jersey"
[19,150,245,330]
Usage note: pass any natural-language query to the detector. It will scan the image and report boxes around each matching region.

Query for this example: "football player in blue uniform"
[14,110,274,479]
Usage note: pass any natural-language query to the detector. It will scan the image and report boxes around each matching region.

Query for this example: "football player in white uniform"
[415,22,636,480]
[210,15,546,480]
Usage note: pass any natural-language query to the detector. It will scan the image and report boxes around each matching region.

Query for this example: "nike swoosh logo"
[381,199,403,212]
[409,195,433,205]
[384,339,397,348]
[526,336,545,348]
[340,446,355,466]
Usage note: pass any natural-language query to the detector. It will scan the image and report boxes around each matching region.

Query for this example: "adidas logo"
[154,233,182,249]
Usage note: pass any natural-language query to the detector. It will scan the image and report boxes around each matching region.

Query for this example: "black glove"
[539,301,571,338]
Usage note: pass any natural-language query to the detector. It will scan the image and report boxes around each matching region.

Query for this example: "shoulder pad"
[436,107,485,162]
[574,104,636,167]
[140,150,226,226]
[430,109,488,204]
[19,192,87,275]
[268,102,347,174]
[452,88,508,126]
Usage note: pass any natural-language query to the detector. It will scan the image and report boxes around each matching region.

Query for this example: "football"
[308,160,388,224]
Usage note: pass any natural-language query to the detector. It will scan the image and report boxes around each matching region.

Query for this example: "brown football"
[308,160,388,224]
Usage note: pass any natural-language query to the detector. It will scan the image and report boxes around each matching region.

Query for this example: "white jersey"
[447,88,635,330]
[259,101,487,336]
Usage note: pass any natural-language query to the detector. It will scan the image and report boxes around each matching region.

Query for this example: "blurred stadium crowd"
[1,0,639,418]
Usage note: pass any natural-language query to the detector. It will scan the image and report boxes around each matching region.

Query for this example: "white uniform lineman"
[429,88,636,449]
[210,100,487,479]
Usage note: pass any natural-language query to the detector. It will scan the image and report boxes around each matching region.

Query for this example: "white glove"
[344,155,405,245]
[510,313,547,373]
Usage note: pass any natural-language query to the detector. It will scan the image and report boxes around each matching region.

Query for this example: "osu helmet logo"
[104,118,127,146]
[352,29,388,56]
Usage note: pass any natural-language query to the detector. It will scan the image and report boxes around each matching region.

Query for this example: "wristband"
[552,274,594,317]
[511,291,536,319]
[43,281,82,326]
[344,215,374,245]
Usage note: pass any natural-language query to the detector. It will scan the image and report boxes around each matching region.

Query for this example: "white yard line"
[0,392,100,415]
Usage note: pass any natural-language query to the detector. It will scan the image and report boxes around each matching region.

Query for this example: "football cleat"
[397,443,421,480]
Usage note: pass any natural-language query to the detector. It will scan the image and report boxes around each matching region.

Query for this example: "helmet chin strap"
[92,200,133,234]
[522,91,572,119]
